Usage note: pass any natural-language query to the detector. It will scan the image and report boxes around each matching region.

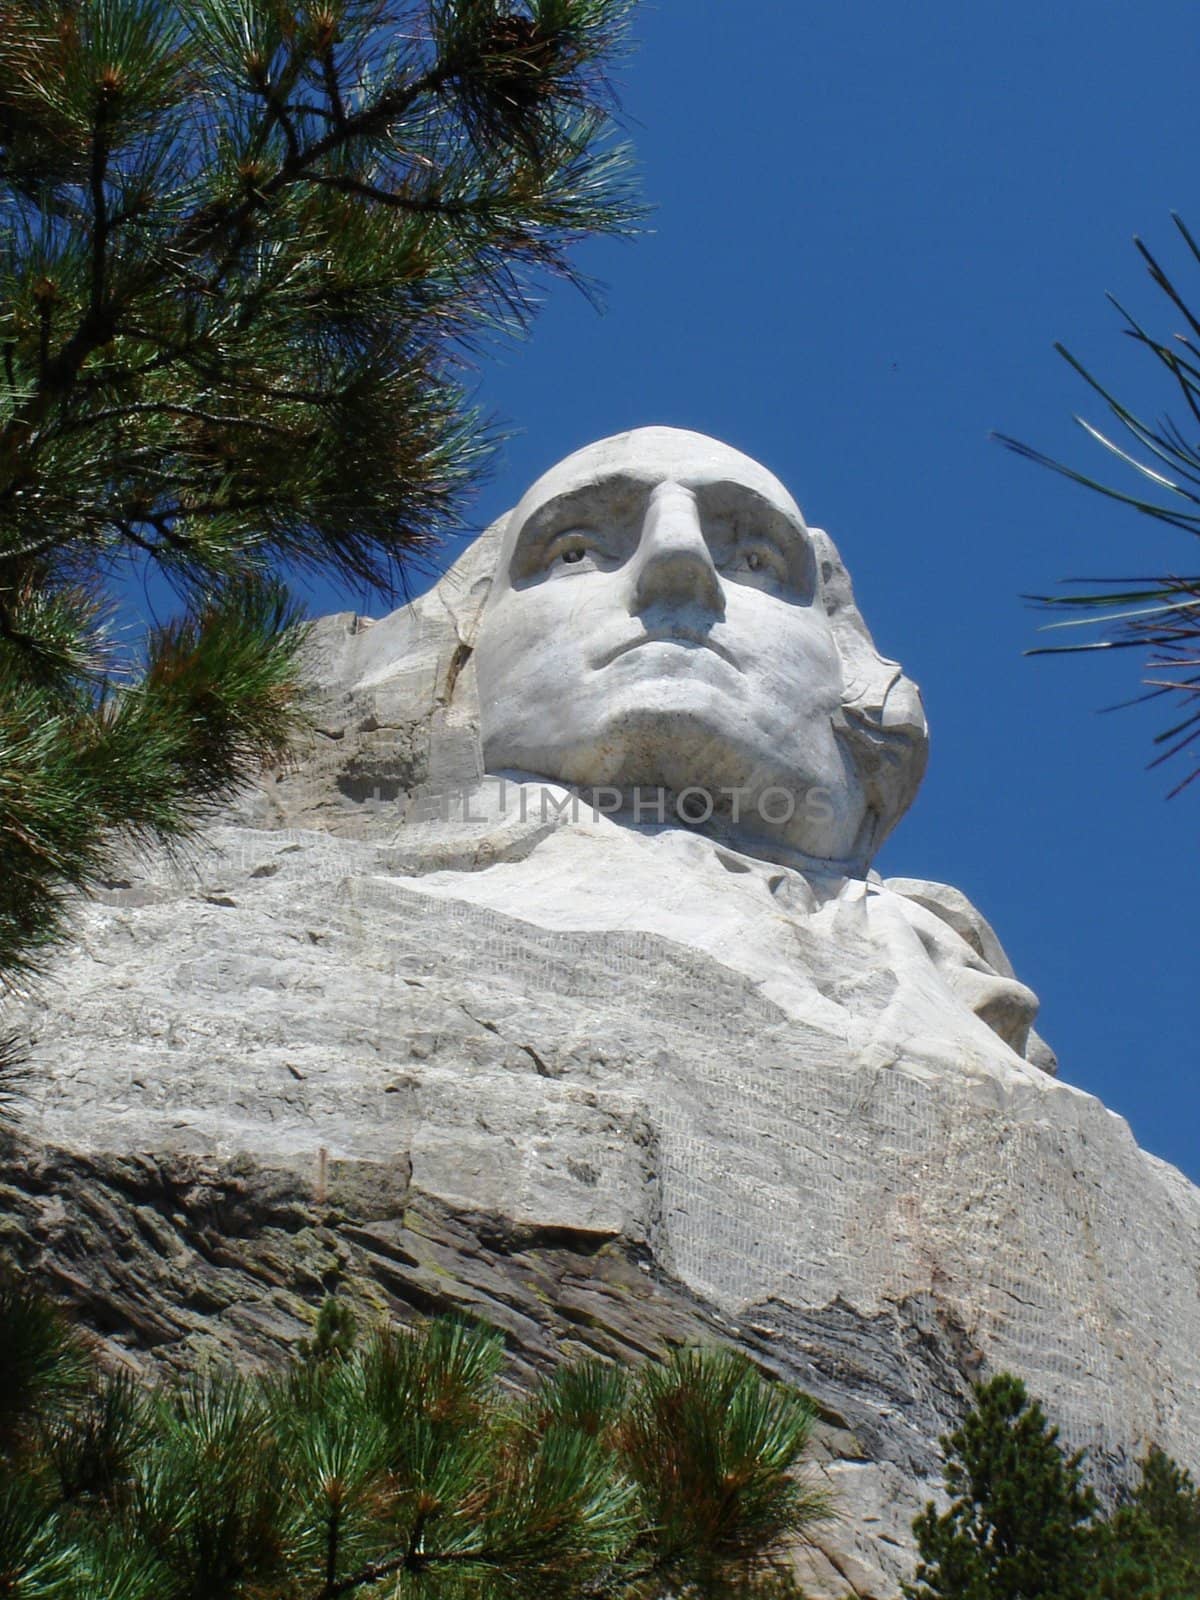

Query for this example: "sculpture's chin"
[483,705,869,866]
[553,715,764,793]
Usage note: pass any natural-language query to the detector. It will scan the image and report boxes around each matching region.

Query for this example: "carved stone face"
[475,427,894,863]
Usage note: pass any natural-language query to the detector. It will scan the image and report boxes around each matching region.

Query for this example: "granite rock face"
[10,433,1200,1598]
[0,1136,918,1597]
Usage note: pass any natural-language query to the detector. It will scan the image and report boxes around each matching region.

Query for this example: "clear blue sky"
[304,2,1200,1179]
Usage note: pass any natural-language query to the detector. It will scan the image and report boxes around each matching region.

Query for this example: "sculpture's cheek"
[475,586,595,757]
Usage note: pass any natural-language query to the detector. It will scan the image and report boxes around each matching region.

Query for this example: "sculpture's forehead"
[505,427,805,538]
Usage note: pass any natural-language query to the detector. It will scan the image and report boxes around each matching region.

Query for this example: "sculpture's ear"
[809,528,929,861]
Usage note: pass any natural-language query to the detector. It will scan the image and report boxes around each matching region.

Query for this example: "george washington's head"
[473,428,927,868]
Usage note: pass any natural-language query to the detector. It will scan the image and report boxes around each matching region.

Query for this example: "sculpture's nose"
[630,482,724,617]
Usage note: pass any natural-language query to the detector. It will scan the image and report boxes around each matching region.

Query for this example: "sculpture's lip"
[595,631,740,670]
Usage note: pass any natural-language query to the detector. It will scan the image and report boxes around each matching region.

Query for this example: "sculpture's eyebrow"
[512,472,649,545]
[689,479,807,543]
[689,478,815,597]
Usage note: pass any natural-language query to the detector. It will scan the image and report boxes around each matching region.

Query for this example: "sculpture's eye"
[540,530,611,576]
[720,541,785,586]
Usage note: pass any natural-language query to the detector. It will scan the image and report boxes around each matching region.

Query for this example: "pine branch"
[0,0,642,978]
[306,170,479,213]
[324,1542,509,1596]
[0,1029,29,1126]
[0,579,309,981]
[1004,213,1200,789]
[2,51,453,459]
[319,39,348,131]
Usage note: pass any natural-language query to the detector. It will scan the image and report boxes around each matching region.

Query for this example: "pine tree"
[904,1373,1099,1600]
[1092,1446,1200,1599]
[0,0,641,981]
[0,1289,831,1600]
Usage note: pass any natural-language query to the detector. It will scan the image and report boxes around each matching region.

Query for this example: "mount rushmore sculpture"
[16,428,1200,1596]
